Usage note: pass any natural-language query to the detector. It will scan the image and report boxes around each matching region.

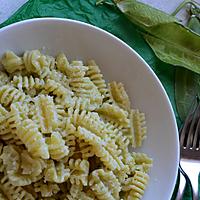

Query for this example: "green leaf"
[115,0,200,74]
[175,67,200,121]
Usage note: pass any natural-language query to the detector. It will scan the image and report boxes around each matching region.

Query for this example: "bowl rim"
[0,17,180,198]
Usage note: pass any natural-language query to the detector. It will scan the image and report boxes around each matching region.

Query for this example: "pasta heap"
[0,50,152,200]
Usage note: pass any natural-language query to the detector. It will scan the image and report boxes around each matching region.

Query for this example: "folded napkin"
[0,0,193,199]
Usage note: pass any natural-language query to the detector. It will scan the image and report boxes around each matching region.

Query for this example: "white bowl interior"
[0,18,179,200]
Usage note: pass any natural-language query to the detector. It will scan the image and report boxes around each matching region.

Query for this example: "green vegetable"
[113,0,200,74]
[175,67,200,121]
[174,1,200,120]
[188,4,200,35]
[115,0,177,29]
[171,0,200,35]
[188,16,200,34]
[171,0,200,17]
[144,22,200,74]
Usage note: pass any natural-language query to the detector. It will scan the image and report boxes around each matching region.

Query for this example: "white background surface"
[0,0,186,24]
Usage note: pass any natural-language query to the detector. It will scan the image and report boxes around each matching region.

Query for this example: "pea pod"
[174,1,200,120]
[114,0,200,74]
[188,16,200,34]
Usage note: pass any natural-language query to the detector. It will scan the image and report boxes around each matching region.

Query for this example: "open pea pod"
[188,16,200,35]
[174,2,200,120]
[114,0,200,74]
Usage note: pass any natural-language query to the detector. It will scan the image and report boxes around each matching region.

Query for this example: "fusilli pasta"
[0,85,27,107]
[44,160,70,183]
[68,158,89,186]
[89,169,121,200]
[130,109,147,148]
[34,95,58,133]
[108,81,131,111]
[34,181,60,197]
[0,50,152,200]
[0,175,34,200]
[1,51,24,73]
[86,60,108,97]
[12,75,45,91]
[122,171,149,200]
[46,132,69,160]
[16,119,49,159]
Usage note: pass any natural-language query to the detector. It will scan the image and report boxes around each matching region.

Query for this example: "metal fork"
[179,98,200,200]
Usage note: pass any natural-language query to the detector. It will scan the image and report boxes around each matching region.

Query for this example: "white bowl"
[0,18,179,199]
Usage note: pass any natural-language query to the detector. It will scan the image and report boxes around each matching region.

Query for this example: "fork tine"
[186,102,200,148]
[180,114,192,147]
[180,96,199,148]
[192,117,200,149]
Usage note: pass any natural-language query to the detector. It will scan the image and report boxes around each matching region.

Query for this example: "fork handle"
[176,169,186,200]
[190,171,199,200]
[180,159,200,200]
[187,169,199,200]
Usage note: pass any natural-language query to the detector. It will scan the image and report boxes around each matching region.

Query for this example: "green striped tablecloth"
[0,0,193,199]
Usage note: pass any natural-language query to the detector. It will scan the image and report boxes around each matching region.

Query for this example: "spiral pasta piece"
[46,55,56,70]
[1,51,24,73]
[44,160,70,183]
[68,158,89,186]
[0,102,26,144]
[0,175,34,200]
[23,50,42,73]
[48,69,70,88]
[56,53,88,78]
[86,60,108,97]
[0,71,10,86]
[44,79,73,100]
[97,103,130,128]
[55,105,67,128]
[46,132,69,160]
[69,109,114,138]
[131,152,153,173]
[89,169,121,200]
[67,96,96,111]
[66,185,93,200]
[8,172,42,187]
[130,109,147,148]
[16,119,49,159]
[0,145,20,173]
[23,50,52,77]
[69,77,103,106]
[75,127,120,170]
[34,95,58,133]
[108,81,131,111]
[64,132,77,157]
[20,150,46,176]
[12,75,45,91]
[0,85,27,107]
[122,171,149,200]
[34,181,60,197]
[1,145,43,186]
